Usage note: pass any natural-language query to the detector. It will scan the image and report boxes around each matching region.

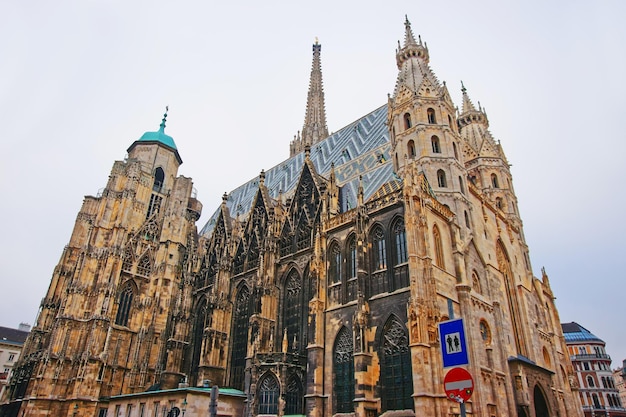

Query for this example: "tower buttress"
[290,39,329,157]
[458,84,522,227]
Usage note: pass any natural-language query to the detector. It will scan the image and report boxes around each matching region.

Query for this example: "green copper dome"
[138,111,177,150]
[128,108,182,164]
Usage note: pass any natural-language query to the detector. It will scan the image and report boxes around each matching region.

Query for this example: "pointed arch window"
[394,220,408,265]
[190,299,210,383]
[230,286,250,390]
[115,283,134,327]
[464,210,470,228]
[233,243,245,275]
[433,225,445,269]
[453,142,459,159]
[380,317,414,411]
[136,254,152,276]
[258,374,279,415]
[153,167,165,193]
[437,169,447,188]
[472,272,482,295]
[329,243,341,284]
[283,270,303,353]
[285,375,303,415]
[297,222,312,251]
[392,219,409,290]
[346,236,357,302]
[372,226,387,271]
[403,113,412,130]
[247,236,259,271]
[427,108,436,124]
[431,136,441,153]
[496,197,503,210]
[491,173,499,188]
[459,176,465,194]
[333,327,354,414]
[407,140,416,158]
[122,246,134,273]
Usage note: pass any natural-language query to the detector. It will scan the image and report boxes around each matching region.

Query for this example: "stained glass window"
[258,374,279,415]
[115,284,134,327]
[285,375,303,415]
[230,286,250,390]
[381,318,413,411]
[333,327,354,413]
[284,270,302,353]
[372,226,387,271]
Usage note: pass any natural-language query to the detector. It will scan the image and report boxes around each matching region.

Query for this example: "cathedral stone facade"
[1,18,582,417]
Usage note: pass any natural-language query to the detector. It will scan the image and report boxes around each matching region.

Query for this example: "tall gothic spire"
[291,39,329,157]
[392,16,439,98]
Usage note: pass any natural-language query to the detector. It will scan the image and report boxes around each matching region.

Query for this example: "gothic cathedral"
[2,18,582,417]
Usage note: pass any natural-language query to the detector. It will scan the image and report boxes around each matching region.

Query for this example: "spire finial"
[461,80,466,93]
[160,105,169,130]
[315,36,319,45]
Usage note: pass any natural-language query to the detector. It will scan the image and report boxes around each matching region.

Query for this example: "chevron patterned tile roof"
[200,105,395,236]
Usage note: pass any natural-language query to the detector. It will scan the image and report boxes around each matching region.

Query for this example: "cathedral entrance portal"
[533,385,550,417]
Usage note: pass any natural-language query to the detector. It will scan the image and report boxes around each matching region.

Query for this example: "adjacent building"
[615,361,626,413]
[1,18,583,417]
[562,322,625,417]
[0,325,30,401]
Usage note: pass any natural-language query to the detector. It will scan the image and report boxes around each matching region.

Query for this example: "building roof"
[128,109,183,164]
[201,104,394,236]
[561,322,603,343]
[0,326,29,346]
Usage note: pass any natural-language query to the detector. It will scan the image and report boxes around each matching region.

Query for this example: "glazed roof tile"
[200,105,393,236]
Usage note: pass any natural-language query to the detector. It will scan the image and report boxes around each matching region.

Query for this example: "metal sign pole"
[460,401,466,417]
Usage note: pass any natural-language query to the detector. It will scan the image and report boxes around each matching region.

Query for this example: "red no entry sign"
[444,367,474,403]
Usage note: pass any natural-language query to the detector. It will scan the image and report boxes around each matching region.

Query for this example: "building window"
[427,108,436,124]
[432,225,445,269]
[491,173,499,188]
[115,284,134,327]
[372,226,387,271]
[431,136,441,153]
[479,320,491,344]
[153,167,165,192]
[587,376,595,387]
[472,272,482,295]
[333,327,355,414]
[347,237,357,280]
[136,254,152,276]
[464,211,470,228]
[407,140,415,158]
[394,220,408,265]
[403,113,412,130]
[230,286,250,390]
[146,193,162,219]
[380,317,414,411]
[347,236,357,302]
[495,197,503,210]
[258,374,279,415]
[285,375,303,415]
[8,354,15,362]
[453,142,459,159]
[153,402,160,417]
[437,169,447,188]
[329,243,341,284]
[459,176,465,194]
[283,270,303,353]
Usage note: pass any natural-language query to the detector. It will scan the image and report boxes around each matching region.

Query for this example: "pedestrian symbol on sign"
[445,332,462,354]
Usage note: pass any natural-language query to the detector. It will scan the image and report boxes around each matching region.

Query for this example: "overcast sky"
[1,1,625,367]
